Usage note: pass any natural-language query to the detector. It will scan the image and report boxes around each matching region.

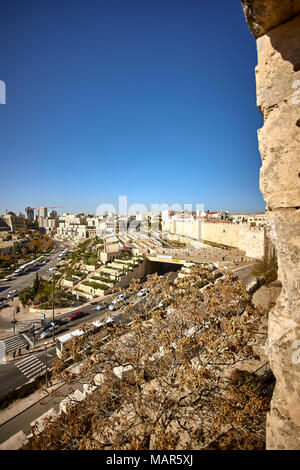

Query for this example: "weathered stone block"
[255,15,300,208]
[241,0,300,38]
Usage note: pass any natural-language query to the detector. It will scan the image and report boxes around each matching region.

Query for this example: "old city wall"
[201,221,240,248]
[242,0,300,449]
[169,218,267,258]
[239,225,266,259]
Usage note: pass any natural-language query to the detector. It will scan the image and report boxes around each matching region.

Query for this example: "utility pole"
[12,307,16,334]
[44,342,48,388]
[49,268,56,342]
[51,272,55,342]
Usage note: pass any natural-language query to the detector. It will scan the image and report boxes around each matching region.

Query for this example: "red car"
[68,311,87,321]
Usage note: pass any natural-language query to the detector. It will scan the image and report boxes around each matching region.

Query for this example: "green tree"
[32,273,40,296]
[19,287,32,306]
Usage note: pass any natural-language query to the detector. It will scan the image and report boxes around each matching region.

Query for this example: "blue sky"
[0,0,265,215]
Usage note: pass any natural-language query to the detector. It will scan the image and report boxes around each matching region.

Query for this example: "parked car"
[117,293,128,301]
[137,288,149,297]
[2,277,11,282]
[67,311,87,321]
[108,304,116,311]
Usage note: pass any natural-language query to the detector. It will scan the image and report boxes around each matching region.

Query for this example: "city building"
[25,207,34,221]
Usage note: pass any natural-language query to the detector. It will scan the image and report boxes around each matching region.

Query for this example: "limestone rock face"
[265,210,300,449]
[256,14,300,209]
[241,0,300,38]
[241,0,300,450]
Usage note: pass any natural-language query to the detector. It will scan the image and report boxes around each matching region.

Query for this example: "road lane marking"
[15,356,37,366]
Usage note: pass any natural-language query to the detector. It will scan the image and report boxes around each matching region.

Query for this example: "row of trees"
[26,266,272,450]
[0,233,54,273]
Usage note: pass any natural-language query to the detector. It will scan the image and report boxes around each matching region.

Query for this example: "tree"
[19,287,32,306]
[25,267,271,450]
[33,273,40,296]
[251,256,277,284]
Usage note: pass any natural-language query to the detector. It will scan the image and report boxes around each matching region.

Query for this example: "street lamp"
[44,341,48,388]
[49,268,56,342]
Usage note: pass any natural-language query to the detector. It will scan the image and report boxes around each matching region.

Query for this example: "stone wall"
[241,0,300,449]
[239,225,266,259]
[169,218,269,258]
[201,221,240,248]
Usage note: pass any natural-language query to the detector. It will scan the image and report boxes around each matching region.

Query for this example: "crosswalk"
[11,320,41,334]
[15,355,46,380]
[0,335,29,356]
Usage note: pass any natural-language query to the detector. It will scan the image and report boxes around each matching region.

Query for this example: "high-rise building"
[49,210,58,219]
[25,207,34,221]
[39,207,48,218]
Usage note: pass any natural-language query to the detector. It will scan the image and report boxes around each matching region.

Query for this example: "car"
[67,311,87,321]
[42,319,63,330]
[117,293,128,301]
[7,290,18,299]
[2,277,11,282]
[39,324,60,339]
[137,288,149,297]
[108,304,116,311]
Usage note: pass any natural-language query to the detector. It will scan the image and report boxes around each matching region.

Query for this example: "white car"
[117,293,127,301]
[7,290,18,299]
[137,288,149,297]
[108,304,116,311]
[39,324,60,339]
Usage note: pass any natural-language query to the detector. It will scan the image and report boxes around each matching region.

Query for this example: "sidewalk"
[0,378,64,427]
[0,359,83,429]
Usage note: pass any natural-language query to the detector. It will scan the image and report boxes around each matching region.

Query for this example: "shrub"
[82,281,110,291]
[251,256,277,284]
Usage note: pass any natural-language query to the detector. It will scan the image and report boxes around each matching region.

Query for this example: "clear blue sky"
[0,0,265,215]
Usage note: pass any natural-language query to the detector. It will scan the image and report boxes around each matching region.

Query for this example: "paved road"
[234,264,256,285]
[0,241,66,301]
[0,302,114,397]
[0,378,84,445]
[0,344,56,397]
[0,241,66,332]
[0,305,136,445]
